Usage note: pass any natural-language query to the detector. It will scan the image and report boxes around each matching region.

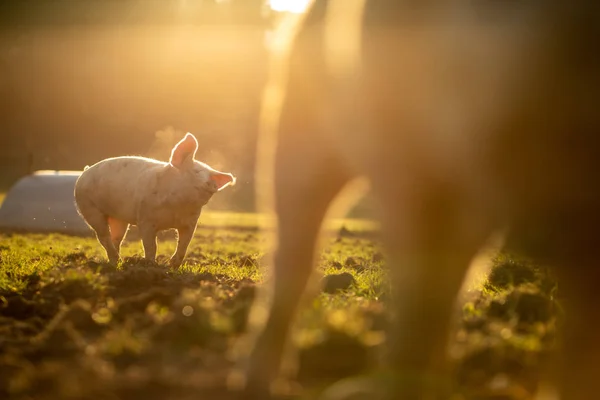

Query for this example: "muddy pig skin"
[74,132,235,268]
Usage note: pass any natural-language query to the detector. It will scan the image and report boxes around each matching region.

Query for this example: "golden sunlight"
[269,0,310,13]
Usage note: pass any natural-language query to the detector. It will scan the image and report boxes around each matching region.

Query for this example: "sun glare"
[269,0,310,14]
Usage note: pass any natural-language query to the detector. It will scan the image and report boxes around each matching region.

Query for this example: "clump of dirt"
[63,251,88,264]
[513,291,554,325]
[228,283,256,333]
[454,255,559,399]
[330,261,343,270]
[342,257,369,273]
[297,329,372,387]
[322,273,356,294]
[372,252,384,263]
[486,287,555,325]
[484,254,554,294]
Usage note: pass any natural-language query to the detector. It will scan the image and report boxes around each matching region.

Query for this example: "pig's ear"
[210,171,236,191]
[170,133,198,169]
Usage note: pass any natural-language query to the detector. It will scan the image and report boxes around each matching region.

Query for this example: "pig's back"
[75,156,166,223]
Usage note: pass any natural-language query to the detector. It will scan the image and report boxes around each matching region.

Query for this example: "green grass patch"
[198,210,379,233]
[0,218,558,400]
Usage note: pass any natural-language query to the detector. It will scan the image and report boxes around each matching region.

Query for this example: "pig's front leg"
[169,223,197,269]
[138,224,158,263]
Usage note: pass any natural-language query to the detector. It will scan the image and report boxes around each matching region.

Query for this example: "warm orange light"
[269,0,310,13]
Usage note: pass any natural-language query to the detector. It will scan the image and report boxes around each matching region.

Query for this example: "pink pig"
[74,132,235,268]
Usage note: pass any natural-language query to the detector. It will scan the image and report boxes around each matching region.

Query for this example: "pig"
[74,132,235,268]
[232,0,600,399]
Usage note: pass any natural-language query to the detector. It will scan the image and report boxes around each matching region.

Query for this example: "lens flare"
[269,0,310,13]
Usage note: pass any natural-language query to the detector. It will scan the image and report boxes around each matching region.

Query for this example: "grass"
[198,210,379,232]
[0,215,559,400]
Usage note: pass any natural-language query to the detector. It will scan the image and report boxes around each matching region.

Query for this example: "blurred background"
[0,0,317,213]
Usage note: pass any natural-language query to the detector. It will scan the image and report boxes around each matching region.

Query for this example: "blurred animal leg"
[378,185,491,399]
[242,154,350,397]
[556,259,600,400]
[239,4,352,394]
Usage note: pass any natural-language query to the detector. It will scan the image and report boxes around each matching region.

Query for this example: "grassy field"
[0,212,559,400]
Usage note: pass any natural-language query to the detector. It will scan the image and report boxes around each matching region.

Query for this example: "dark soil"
[0,242,559,400]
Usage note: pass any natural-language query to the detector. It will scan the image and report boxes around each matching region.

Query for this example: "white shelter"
[0,170,92,235]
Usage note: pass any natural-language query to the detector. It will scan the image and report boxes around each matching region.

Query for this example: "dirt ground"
[0,229,559,400]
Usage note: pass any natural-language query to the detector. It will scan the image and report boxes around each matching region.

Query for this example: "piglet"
[74,132,235,268]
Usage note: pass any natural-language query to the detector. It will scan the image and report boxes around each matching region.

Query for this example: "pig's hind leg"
[77,200,120,264]
[108,217,129,257]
